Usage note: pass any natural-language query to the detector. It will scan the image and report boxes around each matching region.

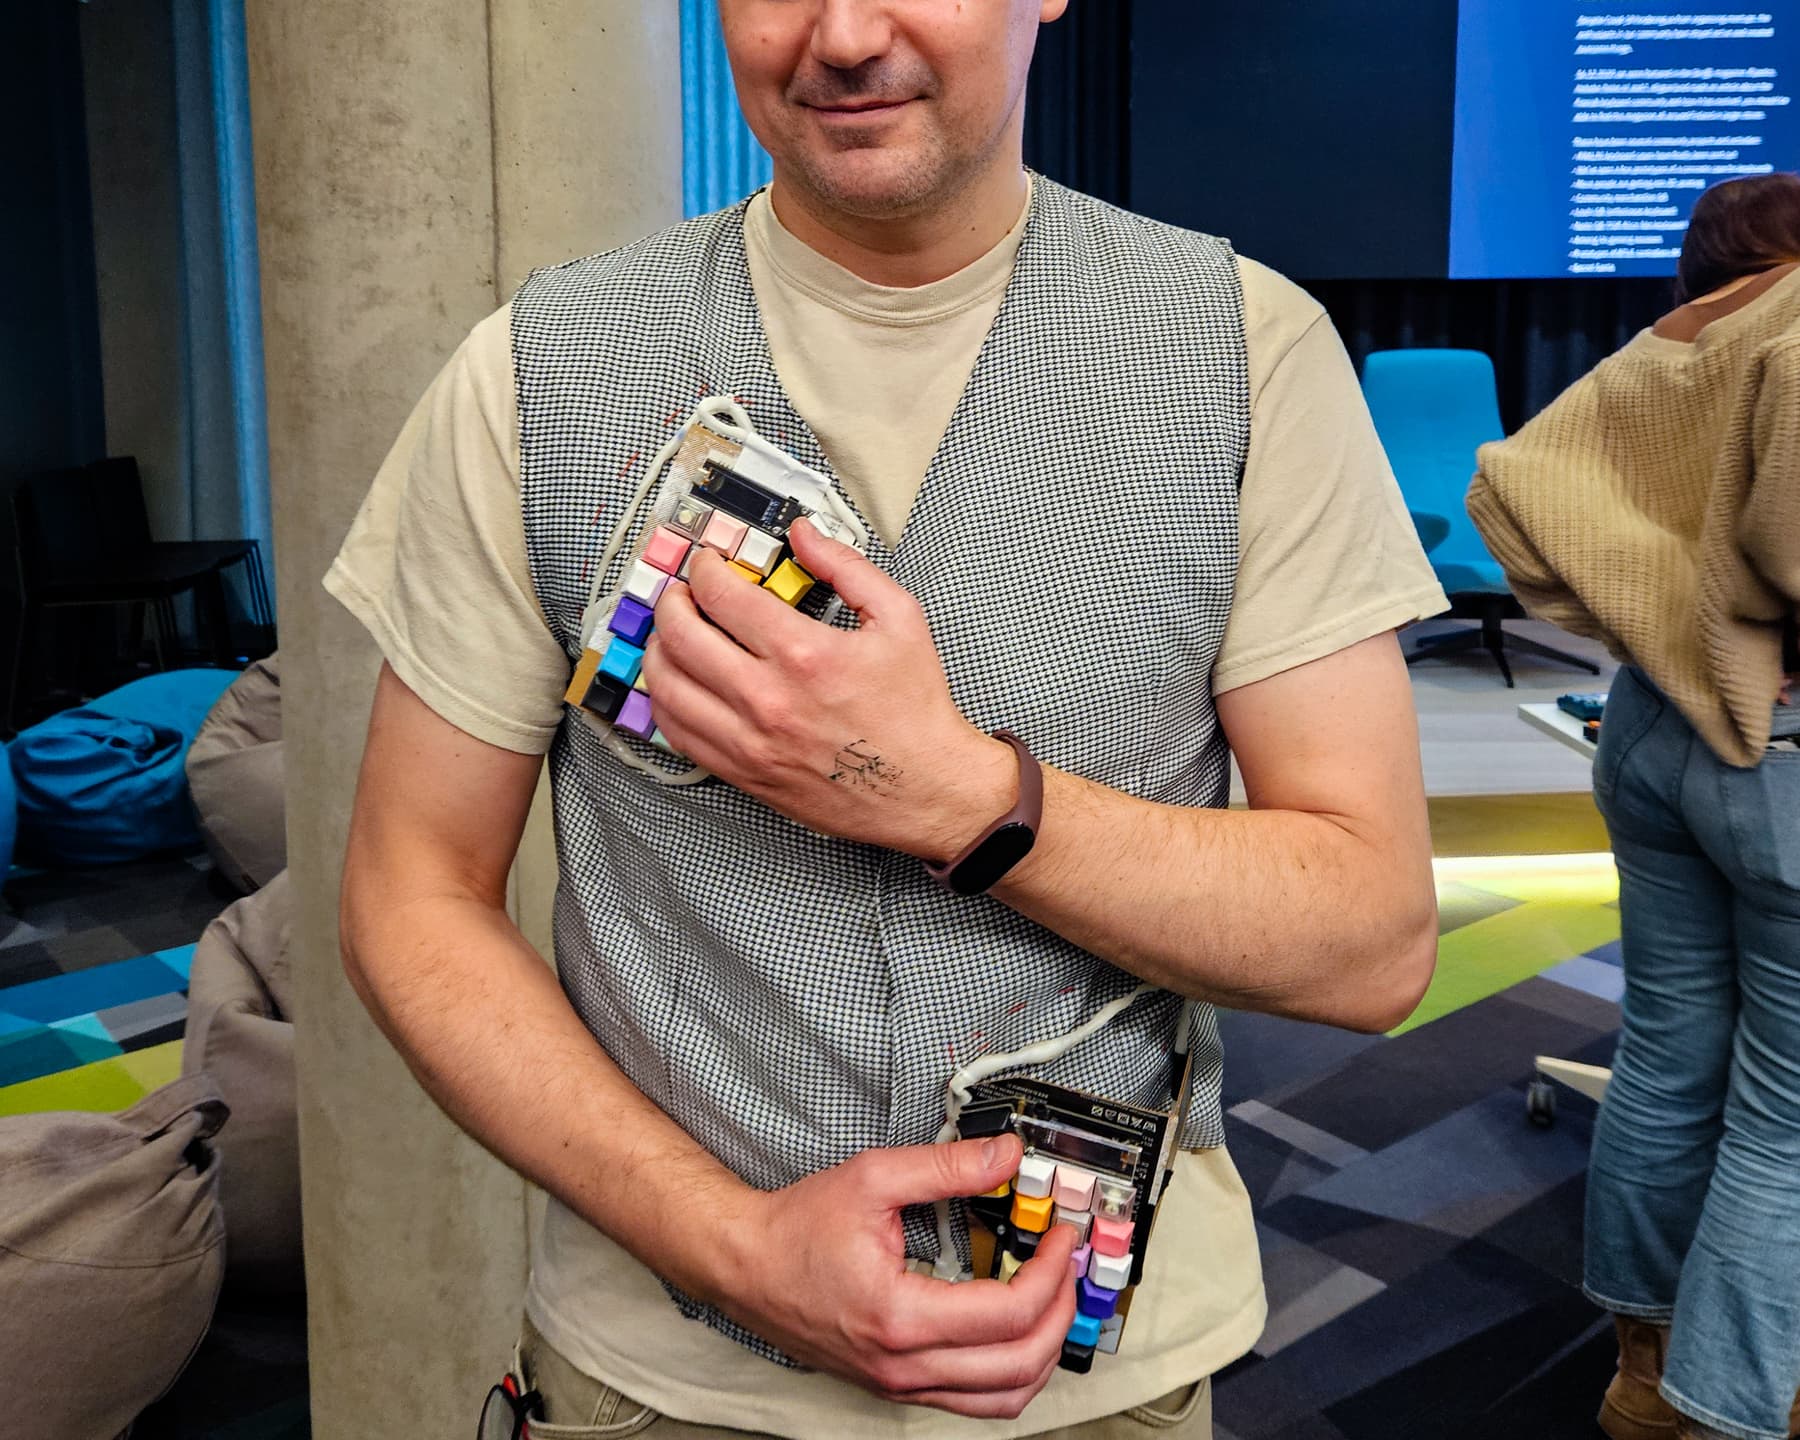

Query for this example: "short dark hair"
[1676,172,1800,304]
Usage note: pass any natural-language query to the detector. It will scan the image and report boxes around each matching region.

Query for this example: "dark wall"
[1,0,104,486]
[1023,1,1671,433]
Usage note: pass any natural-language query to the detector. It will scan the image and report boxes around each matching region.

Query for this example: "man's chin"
[791,150,944,220]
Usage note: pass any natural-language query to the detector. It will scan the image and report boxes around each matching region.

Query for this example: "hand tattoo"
[827,739,904,794]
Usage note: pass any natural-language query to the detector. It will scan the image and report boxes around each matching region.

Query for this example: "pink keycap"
[641,525,691,576]
[701,511,749,556]
[1090,1215,1134,1258]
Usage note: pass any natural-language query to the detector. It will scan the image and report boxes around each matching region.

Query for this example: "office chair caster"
[1526,1079,1556,1128]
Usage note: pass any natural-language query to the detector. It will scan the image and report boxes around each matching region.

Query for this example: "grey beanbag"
[182,869,300,1292]
[185,652,284,894]
[0,1075,228,1440]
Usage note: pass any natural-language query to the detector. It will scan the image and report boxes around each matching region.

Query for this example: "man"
[331,1,1446,1435]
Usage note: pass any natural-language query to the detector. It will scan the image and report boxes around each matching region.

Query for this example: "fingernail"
[982,1138,1000,1168]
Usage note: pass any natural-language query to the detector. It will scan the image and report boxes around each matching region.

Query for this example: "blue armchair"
[1362,348,1599,687]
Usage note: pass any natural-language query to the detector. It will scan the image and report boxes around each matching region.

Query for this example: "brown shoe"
[1600,1316,1680,1440]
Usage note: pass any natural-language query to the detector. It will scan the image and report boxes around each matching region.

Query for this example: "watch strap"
[925,731,1042,894]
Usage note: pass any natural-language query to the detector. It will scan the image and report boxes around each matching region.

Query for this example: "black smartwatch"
[925,731,1042,897]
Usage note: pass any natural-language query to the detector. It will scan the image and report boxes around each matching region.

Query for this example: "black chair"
[9,459,274,728]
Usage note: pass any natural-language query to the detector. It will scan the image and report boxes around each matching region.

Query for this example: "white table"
[1517,701,1598,758]
[1516,699,1612,1118]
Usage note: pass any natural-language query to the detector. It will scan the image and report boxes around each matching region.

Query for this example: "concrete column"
[246,4,681,1434]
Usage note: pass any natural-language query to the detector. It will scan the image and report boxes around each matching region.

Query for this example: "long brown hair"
[1676,173,1800,304]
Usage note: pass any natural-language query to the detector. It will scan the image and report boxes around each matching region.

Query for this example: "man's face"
[718,0,1067,221]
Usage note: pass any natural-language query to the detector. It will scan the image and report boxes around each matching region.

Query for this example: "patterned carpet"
[1214,854,1625,1440]
[0,850,1625,1439]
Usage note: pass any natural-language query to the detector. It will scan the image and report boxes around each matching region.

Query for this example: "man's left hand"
[641,520,1016,861]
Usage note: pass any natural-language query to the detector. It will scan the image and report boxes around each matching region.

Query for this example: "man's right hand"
[707,1134,1079,1420]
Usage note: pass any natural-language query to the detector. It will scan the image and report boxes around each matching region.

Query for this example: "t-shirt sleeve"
[323,303,573,754]
[1212,265,1448,693]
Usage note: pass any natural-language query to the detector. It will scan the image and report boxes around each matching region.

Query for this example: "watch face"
[950,822,1037,896]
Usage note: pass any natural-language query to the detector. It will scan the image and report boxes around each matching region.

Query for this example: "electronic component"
[954,1054,1190,1374]
[698,459,810,536]
[567,401,871,784]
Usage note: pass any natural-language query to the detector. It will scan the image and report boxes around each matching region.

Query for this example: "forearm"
[340,882,751,1303]
[989,768,1436,1033]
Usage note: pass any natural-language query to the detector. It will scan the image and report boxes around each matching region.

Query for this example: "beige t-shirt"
[326,186,1444,1437]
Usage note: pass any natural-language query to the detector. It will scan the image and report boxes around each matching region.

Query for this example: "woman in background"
[1469,172,1800,1440]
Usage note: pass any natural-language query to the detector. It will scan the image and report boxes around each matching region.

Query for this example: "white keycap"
[622,559,669,607]
[1015,1153,1057,1200]
[1089,1249,1132,1290]
[734,527,784,577]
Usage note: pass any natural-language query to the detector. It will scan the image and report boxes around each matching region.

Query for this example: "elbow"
[1339,895,1440,1035]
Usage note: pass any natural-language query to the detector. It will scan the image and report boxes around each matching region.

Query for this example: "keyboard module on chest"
[564,410,868,754]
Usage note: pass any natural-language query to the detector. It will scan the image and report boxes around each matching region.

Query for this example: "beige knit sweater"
[1467,269,1800,766]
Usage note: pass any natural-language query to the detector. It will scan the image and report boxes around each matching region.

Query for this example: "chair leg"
[1480,605,1516,689]
[1504,631,1602,676]
[1407,627,1487,664]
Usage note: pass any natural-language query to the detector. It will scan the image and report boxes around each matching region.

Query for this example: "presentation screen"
[1128,2,1797,280]
[1452,5,1799,278]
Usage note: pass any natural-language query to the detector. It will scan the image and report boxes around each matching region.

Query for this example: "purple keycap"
[1070,1244,1091,1280]
[1077,1275,1119,1319]
[609,596,656,648]
[616,690,655,739]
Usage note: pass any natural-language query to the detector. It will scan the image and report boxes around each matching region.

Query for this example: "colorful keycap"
[600,638,644,686]
[1077,1276,1120,1320]
[701,510,749,556]
[564,647,603,707]
[1053,1165,1097,1211]
[608,596,655,647]
[1067,1314,1102,1349]
[1010,1192,1054,1234]
[1090,1215,1134,1259]
[641,525,691,575]
[616,690,655,740]
[998,1250,1023,1283]
[764,559,815,607]
[1070,1244,1091,1280]
[728,560,763,583]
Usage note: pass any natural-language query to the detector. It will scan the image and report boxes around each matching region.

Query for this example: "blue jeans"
[1586,666,1800,1440]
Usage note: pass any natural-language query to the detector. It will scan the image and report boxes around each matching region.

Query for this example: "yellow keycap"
[998,1250,1023,1282]
[763,559,816,607]
[564,648,602,706]
[1010,1192,1054,1234]
[979,1179,1012,1200]
[728,560,762,583]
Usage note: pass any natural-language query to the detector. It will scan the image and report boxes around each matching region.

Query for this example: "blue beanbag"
[9,669,239,865]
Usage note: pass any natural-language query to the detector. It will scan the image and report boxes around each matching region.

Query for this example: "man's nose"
[809,0,897,73]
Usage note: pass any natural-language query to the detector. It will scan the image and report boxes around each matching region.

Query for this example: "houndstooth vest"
[514,178,1248,1350]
